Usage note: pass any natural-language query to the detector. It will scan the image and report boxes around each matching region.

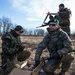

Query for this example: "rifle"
[36,12,58,28]
[36,24,49,28]
[31,50,75,75]
[42,13,49,25]
[50,13,57,15]
[31,57,48,75]
[36,14,49,28]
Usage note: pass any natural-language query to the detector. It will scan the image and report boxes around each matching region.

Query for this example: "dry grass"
[0,35,75,75]
[20,36,75,75]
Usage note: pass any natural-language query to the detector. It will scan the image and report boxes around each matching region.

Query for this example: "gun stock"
[31,50,75,75]
[31,61,44,75]
[31,57,50,75]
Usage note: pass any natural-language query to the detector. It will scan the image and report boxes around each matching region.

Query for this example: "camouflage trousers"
[43,58,62,74]
[43,54,74,74]
[1,50,30,75]
[60,54,74,73]
[1,54,17,75]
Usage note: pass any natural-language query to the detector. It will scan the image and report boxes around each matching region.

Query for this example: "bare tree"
[34,29,37,36]
[28,30,33,35]
[22,29,28,35]
[37,29,44,36]
[34,29,44,36]
[1,17,13,33]
[0,18,2,35]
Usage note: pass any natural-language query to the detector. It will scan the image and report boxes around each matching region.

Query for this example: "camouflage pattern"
[56,8,71,36]
[56,8,74,74]
[1,30,30,75]
[2,32,21,55]
[35,29,72,74]
[1,55,17,75]
[60,54,74,74]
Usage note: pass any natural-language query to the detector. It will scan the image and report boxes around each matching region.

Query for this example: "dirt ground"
[0,36,75,75]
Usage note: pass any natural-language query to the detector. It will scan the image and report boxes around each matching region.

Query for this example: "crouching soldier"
[35,18,73,75]
[1,25,31,75]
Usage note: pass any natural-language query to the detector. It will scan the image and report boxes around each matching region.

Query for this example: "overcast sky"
[0,0,74,33]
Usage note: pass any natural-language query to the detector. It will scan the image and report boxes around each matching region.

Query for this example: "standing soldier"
[35,18,73,75]
[48,3,71,36]
[1,25,31,75]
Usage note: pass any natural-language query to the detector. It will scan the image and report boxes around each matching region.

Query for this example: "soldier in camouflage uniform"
[55,4,73,75]
[1,25,30,75]
[35,18,72,75]
[47,4,73,75]
[56,4,71,36]
[48,4,71,36]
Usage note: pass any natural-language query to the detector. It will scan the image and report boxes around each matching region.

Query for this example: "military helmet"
[14,25,24,33]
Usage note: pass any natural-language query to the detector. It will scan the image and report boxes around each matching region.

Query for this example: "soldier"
[35,18,73,75]
[48,3,71,36]
[1,25,31,75]
[47,4,73,75]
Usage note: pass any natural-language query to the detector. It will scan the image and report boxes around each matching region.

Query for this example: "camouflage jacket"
[49,8,71,26]
[56,8,71,26]
[2,30,22,55]
[35,29,72,61]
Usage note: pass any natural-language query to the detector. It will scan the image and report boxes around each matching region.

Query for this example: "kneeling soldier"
[1,25,30,75]
[35,18,73,75]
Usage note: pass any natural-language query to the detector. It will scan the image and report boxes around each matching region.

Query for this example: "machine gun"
[31,57,48,75]
[36,12,57,28]
[36,13,49,28]
[36,24,49,28]
[31,50,75,75]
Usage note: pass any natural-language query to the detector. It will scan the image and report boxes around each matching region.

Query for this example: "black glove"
[35,60,40,67]
[51,51,60,59]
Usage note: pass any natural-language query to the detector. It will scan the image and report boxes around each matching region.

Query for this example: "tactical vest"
[47,30,64,53]
[2,32,21,54]
[58,8,71,26]
[9,32,21,47]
